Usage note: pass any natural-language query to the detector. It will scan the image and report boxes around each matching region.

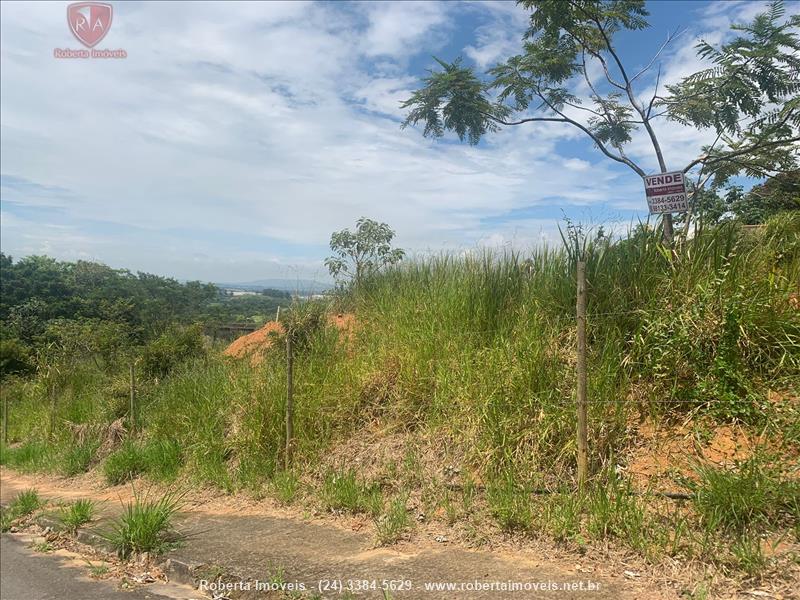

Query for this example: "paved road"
[0,535,195,600]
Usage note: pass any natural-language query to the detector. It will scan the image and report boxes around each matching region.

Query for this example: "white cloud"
[1,0,777,281]
[359,2,451,60]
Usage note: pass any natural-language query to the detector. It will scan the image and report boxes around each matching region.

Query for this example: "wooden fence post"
[576,260,589,489]
[3,392,8,444]
[129,362,136,433]
[285,333,294,469]
[49,381,57,440]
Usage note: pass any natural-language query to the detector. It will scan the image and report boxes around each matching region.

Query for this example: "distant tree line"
[0,254,289,378]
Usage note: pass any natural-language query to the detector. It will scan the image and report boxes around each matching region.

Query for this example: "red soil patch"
[223,313,356,363]
[223,320,285,360]
[626,421,767,492]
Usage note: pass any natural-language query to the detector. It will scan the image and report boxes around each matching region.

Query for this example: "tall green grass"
[4,215,798,504]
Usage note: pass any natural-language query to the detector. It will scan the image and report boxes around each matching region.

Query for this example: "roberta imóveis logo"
[54,2,127,59]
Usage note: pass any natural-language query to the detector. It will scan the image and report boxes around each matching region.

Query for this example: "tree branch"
[535,91,646,176]
[576,5,670,171]
[682,136,800,173]
[631,28,685,83]
[482,114,570,126]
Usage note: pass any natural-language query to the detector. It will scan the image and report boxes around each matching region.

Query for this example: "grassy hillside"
[2,215,799,586]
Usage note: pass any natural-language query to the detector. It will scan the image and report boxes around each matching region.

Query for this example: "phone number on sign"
[650,194,687,213]
[318,579,413,594]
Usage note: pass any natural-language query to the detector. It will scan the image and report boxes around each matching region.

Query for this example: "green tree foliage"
[0,336,34,377]
[687,170,799,225]
[325,218,405,286]
[0,255,217,337]
[402,0,799,235]
[0,253,295,378]
[140,325,207,379]
[728,171,800,224]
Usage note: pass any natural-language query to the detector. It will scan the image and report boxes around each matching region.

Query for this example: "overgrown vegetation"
[2,215,798,582]
[0,253,292,380]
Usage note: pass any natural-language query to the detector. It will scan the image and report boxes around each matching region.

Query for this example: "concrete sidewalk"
[1,470,672,599]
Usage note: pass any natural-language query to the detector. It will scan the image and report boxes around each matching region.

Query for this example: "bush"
[140,325,206,379]
[0,337,34,378]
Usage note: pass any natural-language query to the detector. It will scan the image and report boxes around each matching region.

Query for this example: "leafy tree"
[325,218,405,286]
[729,170,800,224]
[682,170,799,226]
[683,186,730,226]
[402,0,800,243]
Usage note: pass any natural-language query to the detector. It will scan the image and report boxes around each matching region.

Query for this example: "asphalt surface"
[0,535,192,600]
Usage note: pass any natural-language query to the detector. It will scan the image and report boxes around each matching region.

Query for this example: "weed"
[321,469,382,516]
[537,493,582,542]
[102,489,183,558]
[85,560,110,578]
[0,507,13,532]
[10,488,42,518]
[141,439,182,481]
[730,534,768,577]
[440,491,458,526]
[691,454,799,534]
[584,474,653,554]
[374,493,411,545]
[2,441,53,472]
[32,541,54,553]
[103,441,146,485]
[487,475,532,533]
[272,470,299,505]
[58,499,96,534]
[61,439,99,476]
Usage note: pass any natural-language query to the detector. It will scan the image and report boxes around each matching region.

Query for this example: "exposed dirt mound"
[626,421,774,493]
[223,321,285,361]
[223,313,356,363]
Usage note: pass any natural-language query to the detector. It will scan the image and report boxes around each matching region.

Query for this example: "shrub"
[103,490,183,558]
[140,325,206,379]
[0,337,34,378]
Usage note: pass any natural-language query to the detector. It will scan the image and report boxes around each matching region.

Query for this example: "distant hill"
[215,279,333,295]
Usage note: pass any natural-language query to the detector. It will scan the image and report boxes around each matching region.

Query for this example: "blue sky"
[0,0,793,282]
